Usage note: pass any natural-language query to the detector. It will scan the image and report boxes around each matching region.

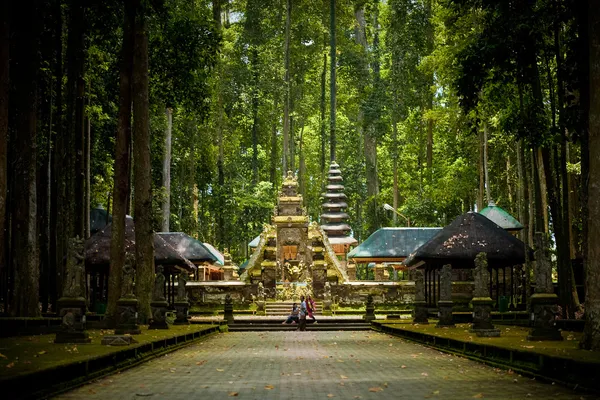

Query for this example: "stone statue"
[414,269,425,302]
[177,273,188,301]
[121,253,136,298]
[473,252,490,298]
[439,264,452,302]
[153,266,166,301]
[257,282,265,300]
[324,282,332,301]
[63,236,85,298]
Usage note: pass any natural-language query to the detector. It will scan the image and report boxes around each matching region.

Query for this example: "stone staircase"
[265,301,323,316]
[227,318,371,332]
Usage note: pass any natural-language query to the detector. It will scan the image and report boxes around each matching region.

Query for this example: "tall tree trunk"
[425,0,434,174]
[85,90,91,238]
[282,0,291,174]
[161,107,172,232]
[214,0,225,247]
[0,0,9,311]
[132,1,154,323]
[65,0,86,240]
[269,103,278,189]
[320,42,327,174]
[392,119,399,226]
[11,0,40,316]
[299,122,306,198]
[50,0,63,311]
[251,47,259,184]
[107,0,134,323]
[483,120,491,204]
[477,129,484,211]
[329,0,336,162]
[581,0,600,351]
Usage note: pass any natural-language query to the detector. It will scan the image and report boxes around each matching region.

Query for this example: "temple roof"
[159,232,219,264]
[326,184,345,191]
[348,227,441,261]
[321,212,350,221]
[323,192,347,199]
[321,223,352,233]
[202,242,225,266]
[86,217,197,272]
[479,201,524,231]
[90,206,112,235]
[328,236,358,245]
[403,212,533,269]
[249,235,260,248]
[322,202,348,209]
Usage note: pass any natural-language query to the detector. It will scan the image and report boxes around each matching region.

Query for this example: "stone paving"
[54,331,597,400]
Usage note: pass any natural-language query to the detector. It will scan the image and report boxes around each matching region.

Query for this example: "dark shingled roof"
[404,212,532,269]
[90,206,112,235]
[347,227,441,261]
[158,232,218,264]
[86,216,196,272]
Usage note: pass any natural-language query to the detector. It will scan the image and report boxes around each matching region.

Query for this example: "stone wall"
[187,282,253,306]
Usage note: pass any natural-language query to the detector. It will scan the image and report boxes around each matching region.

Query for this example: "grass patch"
[380,321,600,364]
[0,324,216,379]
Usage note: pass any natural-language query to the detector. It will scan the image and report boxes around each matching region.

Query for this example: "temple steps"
[228,318,371,332]
[265,301,323,316]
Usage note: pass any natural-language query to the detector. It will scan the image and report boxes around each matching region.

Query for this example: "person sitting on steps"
[282,303,299,324]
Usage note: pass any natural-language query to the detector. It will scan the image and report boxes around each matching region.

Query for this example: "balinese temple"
[479,200,524,234]
[320,161,357,259]
[240,171,349,297]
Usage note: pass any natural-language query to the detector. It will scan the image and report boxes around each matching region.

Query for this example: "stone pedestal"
[261,262,277,297]
[374,264,388,281]
[223,266,236,281]
[527,293,563,341]
[224,297,234,324]
[256,300,265,314]
[115,298,141,335]
[55,297,91,344]
[312,266,327,298]
[173,300,190,325]
[149,300,169,329]
[364,295,375,322]
[101,335,138,346]
[322,300,332,315]
[470,297,500,337]
[413,300,429,324]
[436,300,455,327]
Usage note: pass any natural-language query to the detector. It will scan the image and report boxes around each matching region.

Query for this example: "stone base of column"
[413,301,429,324]
[527,293,563,341]
[436,300,455,327]
[115,297,141,335]
[256,300,265,313]
[173,300,190,325]
[364,305,375,322]
[54,297,91,344]
[470,297,499,337]
[149,300,169,330]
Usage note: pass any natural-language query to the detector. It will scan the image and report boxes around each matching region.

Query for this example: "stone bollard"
[115,298,142,335]
[436,265,455,327]
[528,233,563,341]
[173,273,190,325]
[413,269,429,324]
[224,294,234,325]
[470,253,500,337]
[364,294,376,322]
[149,266,169,329]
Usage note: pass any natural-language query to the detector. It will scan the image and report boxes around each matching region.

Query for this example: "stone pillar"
[222,251,237,281]
[528,233,563,341]
[261,261,277,297]
[470,253,500,337]
[115,254,141,334]
[413,269,429,324]
[346,262,356,281]
[55,237,91,344]
[256,282,266,314]
[149,266,169,329]
[224,294,234,325]
[374,263,388,281]
[364,294,376,322]
[436,264,455,327]
[312,263,327,299]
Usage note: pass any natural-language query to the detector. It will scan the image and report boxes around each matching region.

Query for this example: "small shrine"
[240,170,350,299]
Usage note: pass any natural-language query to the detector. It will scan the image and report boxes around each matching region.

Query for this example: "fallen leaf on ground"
[340,375,348,379]
[369,387,383,392]
[401,365,407,368]
[0,353,6,359]
[265,385,275,390]
[327,394,335,398]
[472,394,484,398]
[38,350,47,355]
[421,372,428,377]
[216,368,224,372]
[228,392,238,397]
[433,390,440,395]
[6,362,15,368]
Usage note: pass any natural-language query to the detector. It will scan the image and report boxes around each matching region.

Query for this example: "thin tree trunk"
[329,0,336,162]
[299,122,306,198]
[0,0,9,310]
[85,91,91,239]
[320,42,327,174]
[11,0,40,316]
[581,0,600,351]
[251,47,259,185]
[392,119,399,226]
[282,0,291,174]
[107,0,134,324]
[483,120,491,204]
[425,0,434,175]
[270,105,278,189]
[132,2,154,323]
[161,107,172,232]
[477,129,484,211]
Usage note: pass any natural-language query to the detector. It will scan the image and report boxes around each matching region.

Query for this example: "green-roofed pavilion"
[348,227,442,264]
[479,201,524,232]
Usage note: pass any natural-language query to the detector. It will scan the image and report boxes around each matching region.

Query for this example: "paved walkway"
[55,331,595,400]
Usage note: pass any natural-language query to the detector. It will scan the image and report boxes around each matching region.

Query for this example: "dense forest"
[0,0,599,349]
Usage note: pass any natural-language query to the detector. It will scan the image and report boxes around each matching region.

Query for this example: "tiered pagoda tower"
[320,162,357,255]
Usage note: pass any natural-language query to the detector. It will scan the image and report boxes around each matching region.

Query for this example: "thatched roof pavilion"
[86,216,196,273]
[404,212,532,269]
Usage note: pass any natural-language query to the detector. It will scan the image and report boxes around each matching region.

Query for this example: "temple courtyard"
[53,331,591,400]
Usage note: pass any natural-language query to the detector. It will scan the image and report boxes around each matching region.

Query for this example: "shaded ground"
[54,331,596,400]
